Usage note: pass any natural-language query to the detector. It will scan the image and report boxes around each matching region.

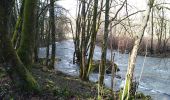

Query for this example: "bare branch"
[109,0,127,23]
[111,10,145,28]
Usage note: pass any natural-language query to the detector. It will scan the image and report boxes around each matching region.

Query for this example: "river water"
[38,40,170,100]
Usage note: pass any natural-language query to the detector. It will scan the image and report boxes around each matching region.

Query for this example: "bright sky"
[57,0,77,18]
[57,0,147,18]
[57,0,170,38]
[57,0,170,19]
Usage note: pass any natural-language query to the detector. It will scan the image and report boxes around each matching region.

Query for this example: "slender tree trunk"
[163,22,167,54]
[83,0,98,80]
[160,8,164,53]
[157,8,164,53]
[46,20,51,66]
[74,1,81,64]
[121,0,154,99]
[79,0,86,79]
[110,22,116,94]
[99,0,110,87]
[17,0,38,67]
[0,0,39,92]
[49,0,56,69]
[12,0,25,49]
[34,0,44,63]
[34,5,40,63]
[150,8,154,54]
[98,0,110,98]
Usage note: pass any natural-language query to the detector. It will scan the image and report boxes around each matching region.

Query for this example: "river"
[38,40,170,100]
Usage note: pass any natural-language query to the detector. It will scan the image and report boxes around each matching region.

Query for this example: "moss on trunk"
[0,0,39,92]
[12,0,25,49]
[98,0,110,98]
[17,0,38,67]
[1,35,40,92]
[99,0,110,87]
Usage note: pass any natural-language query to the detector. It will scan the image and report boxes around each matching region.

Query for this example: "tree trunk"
[150,8,154,54]
[74,2,81,64]
[79,0,86,79]
[34,9,40,63]
[0,0,39,92]
[121,0,154,99]
[17,0,38,67]
[157,8,164,54]
[49,0,56,69]
[12,0,25,49]
[46,19,51,66]
[34,0,44,63]
[163,22,167,54]
[83,0,98,80]
[98,0,110,98]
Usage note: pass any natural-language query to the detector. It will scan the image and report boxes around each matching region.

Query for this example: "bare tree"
[121,0,155,99]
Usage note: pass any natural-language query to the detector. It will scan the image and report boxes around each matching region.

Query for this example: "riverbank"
[95,36,170,58]
[95,41,170,58]
[0,64,151,100]
[36,40,170,99]
[138,51,170,58]
[0,64,113,100]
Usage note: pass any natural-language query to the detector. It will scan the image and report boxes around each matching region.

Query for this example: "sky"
[57,0,170,19]
[57,0,170,38]
[57,0,147,18]
[57,0,77,18]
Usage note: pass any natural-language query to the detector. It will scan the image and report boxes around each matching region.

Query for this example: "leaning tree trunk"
[121,0,154,99]
[11,0,25,49]
[49,0,56,69]
[17,0,38,67]
[0,0,39,92]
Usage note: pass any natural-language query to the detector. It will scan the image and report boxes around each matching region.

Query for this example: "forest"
[0,0,170,100]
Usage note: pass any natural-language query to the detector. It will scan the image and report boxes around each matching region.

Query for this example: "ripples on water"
[38,40,170,100]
